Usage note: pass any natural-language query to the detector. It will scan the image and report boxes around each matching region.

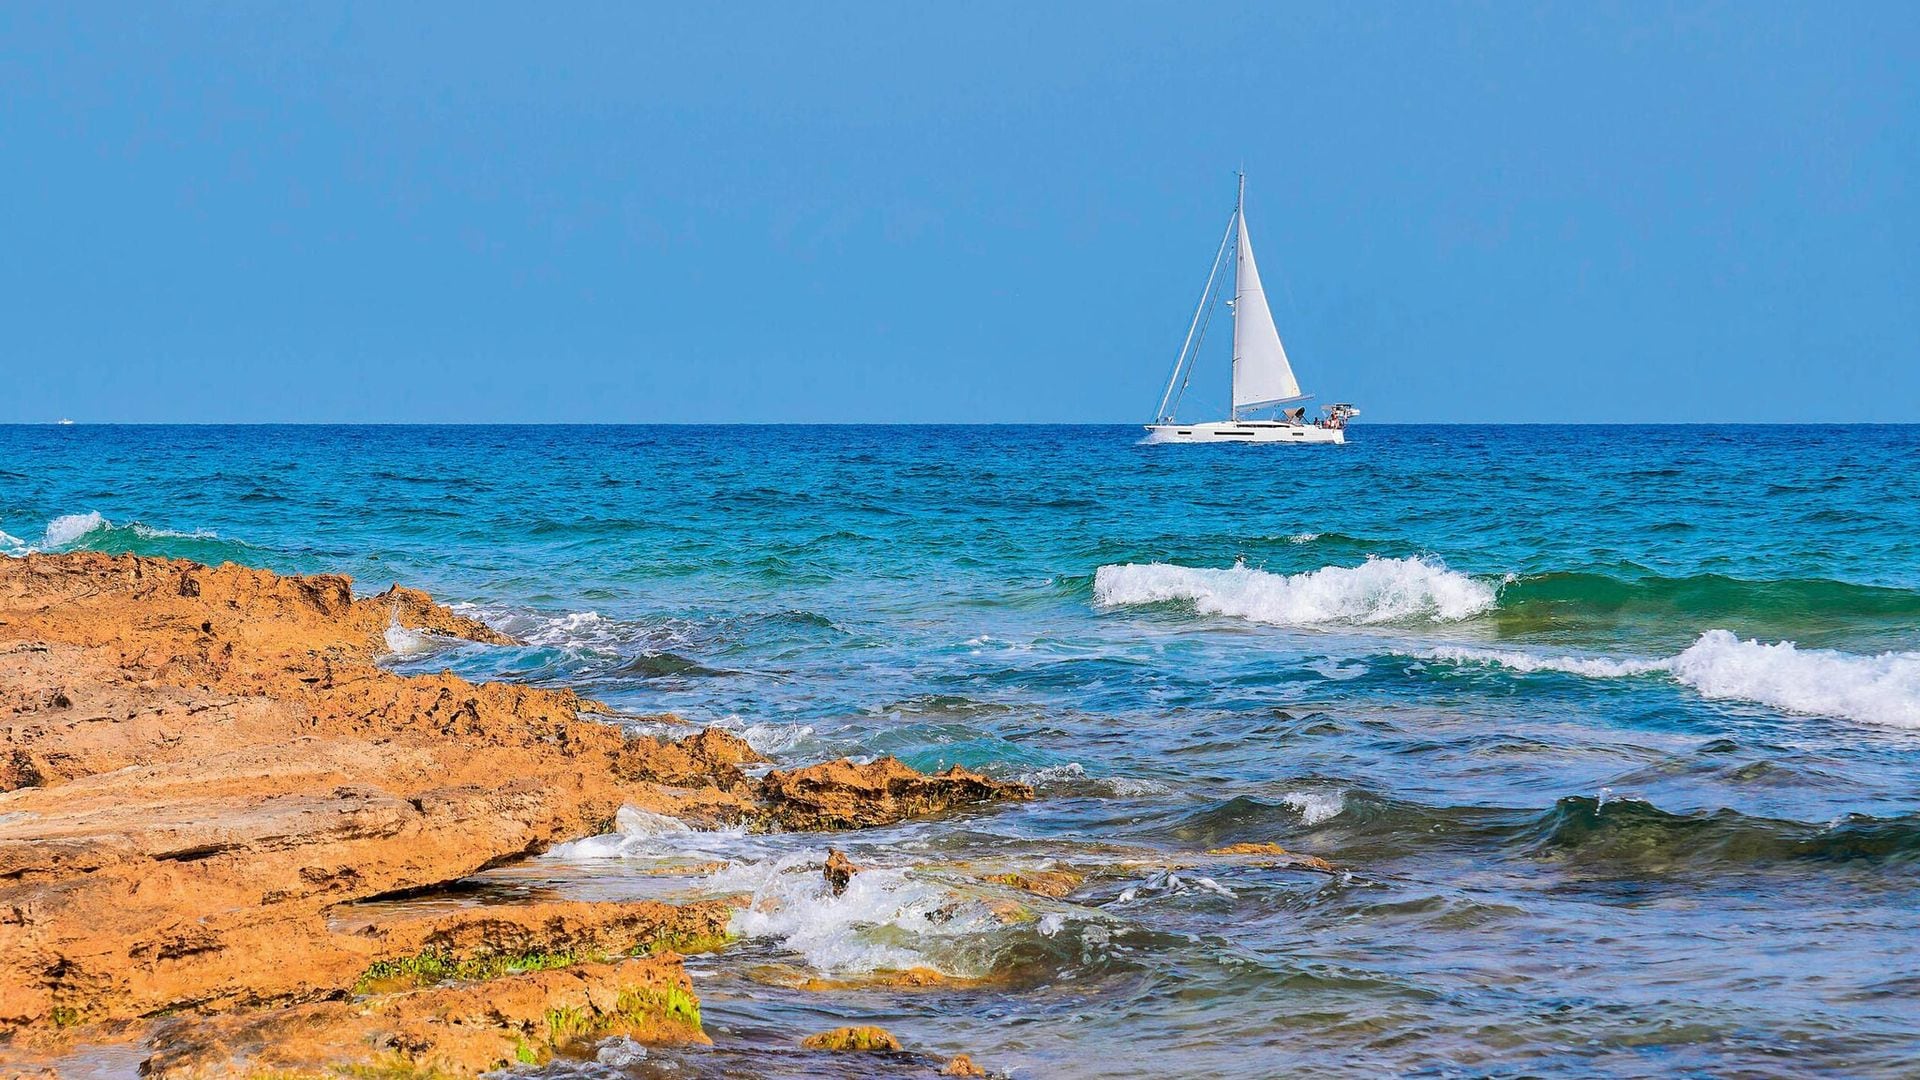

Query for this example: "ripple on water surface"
[8,424,1920,1075]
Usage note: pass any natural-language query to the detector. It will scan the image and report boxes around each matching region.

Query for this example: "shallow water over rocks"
[8,423,1919,1076]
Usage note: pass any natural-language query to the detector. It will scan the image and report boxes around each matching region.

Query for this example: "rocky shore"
[0,553,1030,1076]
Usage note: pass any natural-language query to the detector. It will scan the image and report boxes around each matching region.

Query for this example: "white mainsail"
[1230,204,1302,413]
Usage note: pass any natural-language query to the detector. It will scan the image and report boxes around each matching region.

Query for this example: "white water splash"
[724,851,996,975]
[41,511,108,549]
[1281,790,1347,825]
[1,512,231,555]
[545,805,721,861]
[1421,631,1920,729]
[710,714,815,756]
[382,617,442,657]
[1094,557,1498,626]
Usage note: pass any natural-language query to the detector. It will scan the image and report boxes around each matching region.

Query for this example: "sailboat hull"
[1143,421,1345,445]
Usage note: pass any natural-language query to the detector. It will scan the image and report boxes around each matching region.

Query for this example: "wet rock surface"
[759,757,1034,830]
[801,1025,905,1052]
[0,553,1029,1074]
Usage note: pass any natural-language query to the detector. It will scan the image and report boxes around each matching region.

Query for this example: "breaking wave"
[1,511,259,564]
[1670,631,1920,730]
[43,511,109,548]
[1093,557,1498,626]
[1421,630,1920,729]
[1521,796,1920,868]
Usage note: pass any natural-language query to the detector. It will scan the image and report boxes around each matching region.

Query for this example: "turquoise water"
[6,424,1919,1077]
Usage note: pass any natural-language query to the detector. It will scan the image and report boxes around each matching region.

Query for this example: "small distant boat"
[1145,174,1358,444]
[56,419,74,426]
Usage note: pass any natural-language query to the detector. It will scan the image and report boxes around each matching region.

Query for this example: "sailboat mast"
[1230,172,1245,421]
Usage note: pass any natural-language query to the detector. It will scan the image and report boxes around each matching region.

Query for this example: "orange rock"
[799,1025,903,1052]
[943,1053,988,1076]
[1206,842,1337,873]
[987,867,1085,898]
[823,849,859,896]
[746,964,985,992]
[0,554,1031,1036]
[139,956,705,1078]
[759,757,1032,830]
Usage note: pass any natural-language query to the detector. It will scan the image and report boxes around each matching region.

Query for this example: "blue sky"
[2,4,1914,423]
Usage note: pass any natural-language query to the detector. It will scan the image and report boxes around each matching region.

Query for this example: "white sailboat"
[1145,174,1358,444]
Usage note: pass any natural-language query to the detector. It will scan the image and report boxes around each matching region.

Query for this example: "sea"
[4,424,1918,1078]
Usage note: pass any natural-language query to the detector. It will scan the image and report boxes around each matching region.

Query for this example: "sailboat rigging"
[1145,174,1358,444]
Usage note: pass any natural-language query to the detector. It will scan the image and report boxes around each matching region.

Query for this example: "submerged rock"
[1205,842,1338,873]
[799,1025,904,1052]
[758,757,1033,830]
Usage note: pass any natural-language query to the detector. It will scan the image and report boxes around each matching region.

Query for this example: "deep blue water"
[6,424,1919,1077]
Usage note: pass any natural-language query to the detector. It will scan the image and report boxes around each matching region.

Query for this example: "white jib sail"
[1231,211,1303,412]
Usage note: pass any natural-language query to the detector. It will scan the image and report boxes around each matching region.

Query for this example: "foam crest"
[1670,630,1920,730]
[1419,645,1669,679]
[1419,633,1920,729]
[1093,557,1498,626]
[1,512,241,557]
[42,512,108,549]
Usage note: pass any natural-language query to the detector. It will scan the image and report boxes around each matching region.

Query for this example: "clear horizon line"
[5,420,1916,428]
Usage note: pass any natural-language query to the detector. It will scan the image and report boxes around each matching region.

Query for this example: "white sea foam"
[524,610,615,647]
[1117,868,1238,903]
[545,805,748,862]
[1287,532,1321,544]
[1093,557,1498,626]
[594,1039,648,1068]
[1015,762,1088,786]
[1,512,230,555]
[710,715,815,756]
[1669,630,1920,730]
[1281,790,1347,825]
[1419,645,1669,679]
[1419,631,1920,729]
[1309,658,1370,681]
[725,851,996,974]
[1014,761,1172,796]
[381,621,441,657]
[41,511,108,548]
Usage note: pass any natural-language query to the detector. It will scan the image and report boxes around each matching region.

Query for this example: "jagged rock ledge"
[0,552,1029,1074]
